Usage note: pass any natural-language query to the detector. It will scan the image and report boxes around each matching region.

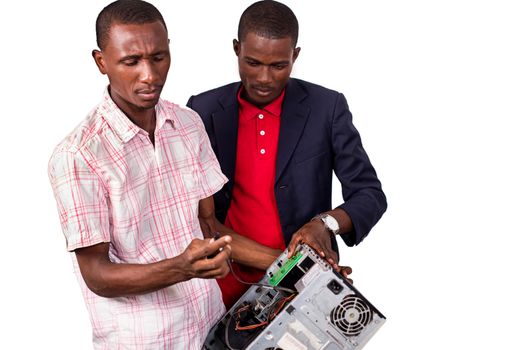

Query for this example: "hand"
[339,265,353,284]
[180,235,232,279]
[287,220,339,269]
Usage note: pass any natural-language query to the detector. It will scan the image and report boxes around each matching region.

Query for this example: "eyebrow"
[270,61,290,65]
[118,50,169,63]
[119,54,141,63]
[151,50,170,56]
[244,56,290,65]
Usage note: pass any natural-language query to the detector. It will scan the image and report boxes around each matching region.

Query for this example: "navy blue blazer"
[187,78,387,247]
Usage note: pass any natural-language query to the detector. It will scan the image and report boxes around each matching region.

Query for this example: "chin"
[138,99,160,109]
[257,96,275,106]
[248,94,273,107]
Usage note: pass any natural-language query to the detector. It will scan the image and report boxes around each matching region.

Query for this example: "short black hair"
[238,0,299,47]
[96,0,167,50]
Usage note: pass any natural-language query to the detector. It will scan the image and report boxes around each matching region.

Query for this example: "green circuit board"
[268,251,303,286]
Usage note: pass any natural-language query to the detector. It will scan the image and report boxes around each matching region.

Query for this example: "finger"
[209,243,232,260]
[327,258,340,271]
[195,253,231,278]
[219,244,232,259]
[296,236,322,256]
[307,241,326,258]
[206,235,232,244]
[339,266,352,281]
[196,264,230,279]
[287,234,301,258]
[203,236,232,257]
[323,247,338,265]
[308,239,330,258]
[212,245,232,262]
[213,235,232,245]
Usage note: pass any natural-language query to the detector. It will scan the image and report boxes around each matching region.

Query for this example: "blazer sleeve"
[331,93,387,246]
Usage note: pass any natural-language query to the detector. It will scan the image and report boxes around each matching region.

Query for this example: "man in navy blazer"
[187,0,387,306]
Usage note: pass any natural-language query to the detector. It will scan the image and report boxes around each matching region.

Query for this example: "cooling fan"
[331,294,373,337]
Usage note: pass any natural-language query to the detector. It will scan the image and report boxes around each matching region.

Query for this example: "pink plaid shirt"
[49,88,227,349]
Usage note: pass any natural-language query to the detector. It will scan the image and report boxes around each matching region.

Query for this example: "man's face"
[234,32,300,108]
[92,21,170,115]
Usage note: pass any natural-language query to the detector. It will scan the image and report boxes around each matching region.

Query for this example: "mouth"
[252,86,273,97]
[136,88,162,100]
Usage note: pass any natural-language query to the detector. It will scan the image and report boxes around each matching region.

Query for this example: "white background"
[1,1,523,349]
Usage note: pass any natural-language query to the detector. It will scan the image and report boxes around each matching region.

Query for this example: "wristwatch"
[313,213,340,235]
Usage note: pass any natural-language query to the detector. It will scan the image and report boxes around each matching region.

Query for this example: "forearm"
[215,221,281,270]
[199,196,281,270]
[324,207,353,234]
[75,238,231,298]
[76,248,190,298]
[79,255,190,298]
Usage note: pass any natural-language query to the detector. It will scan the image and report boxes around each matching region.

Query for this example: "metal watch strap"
[312,213,340,235]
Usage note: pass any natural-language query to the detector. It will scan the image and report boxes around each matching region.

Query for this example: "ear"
[292,47,301,63]
[92,49,107,75]
[233,39,240,57]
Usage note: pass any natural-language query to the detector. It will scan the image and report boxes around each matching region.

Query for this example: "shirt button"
[260,149,266,154]
[260,130,266,136]
[258,114,264,120]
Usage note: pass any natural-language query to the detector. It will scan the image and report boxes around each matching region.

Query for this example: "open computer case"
[203,244,385,350]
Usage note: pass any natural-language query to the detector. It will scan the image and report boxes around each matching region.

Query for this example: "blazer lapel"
[275,79,310,183]
[212,84,240,191]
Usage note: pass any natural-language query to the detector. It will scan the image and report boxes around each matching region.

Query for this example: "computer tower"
[204,244,385,350]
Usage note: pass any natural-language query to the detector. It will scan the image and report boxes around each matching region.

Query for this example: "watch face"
[323,214,340,233]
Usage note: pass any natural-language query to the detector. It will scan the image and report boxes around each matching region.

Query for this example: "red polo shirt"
[218,88,287,308]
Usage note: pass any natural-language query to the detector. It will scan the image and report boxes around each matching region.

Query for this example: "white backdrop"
[1,1,523,349]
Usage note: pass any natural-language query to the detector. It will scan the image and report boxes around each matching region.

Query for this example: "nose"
[256,66,271,85]
[139,61,159,84]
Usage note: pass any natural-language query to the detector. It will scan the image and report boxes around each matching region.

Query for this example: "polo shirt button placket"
[257,113,266,156]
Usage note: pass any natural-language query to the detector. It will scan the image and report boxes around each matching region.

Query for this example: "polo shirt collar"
[237,86,286,119]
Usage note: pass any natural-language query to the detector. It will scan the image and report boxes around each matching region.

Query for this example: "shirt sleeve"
[48,150,111,252]
[194,114,228,199]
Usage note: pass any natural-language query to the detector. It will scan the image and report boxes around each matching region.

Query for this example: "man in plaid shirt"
[48,1,234,348]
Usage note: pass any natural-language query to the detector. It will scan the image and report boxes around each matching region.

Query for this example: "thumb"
[287,236,299,258]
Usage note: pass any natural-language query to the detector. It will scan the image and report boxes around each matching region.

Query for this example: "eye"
[122,59,138,66]
[153,54,166,62]
[246,60,260,67]
[272,64,288,70]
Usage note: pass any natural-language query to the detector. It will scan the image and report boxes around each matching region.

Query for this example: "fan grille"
[330,294,372,337]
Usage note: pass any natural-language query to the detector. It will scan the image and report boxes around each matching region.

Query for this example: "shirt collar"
[237,86,286,120]
[98,86,174,143]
